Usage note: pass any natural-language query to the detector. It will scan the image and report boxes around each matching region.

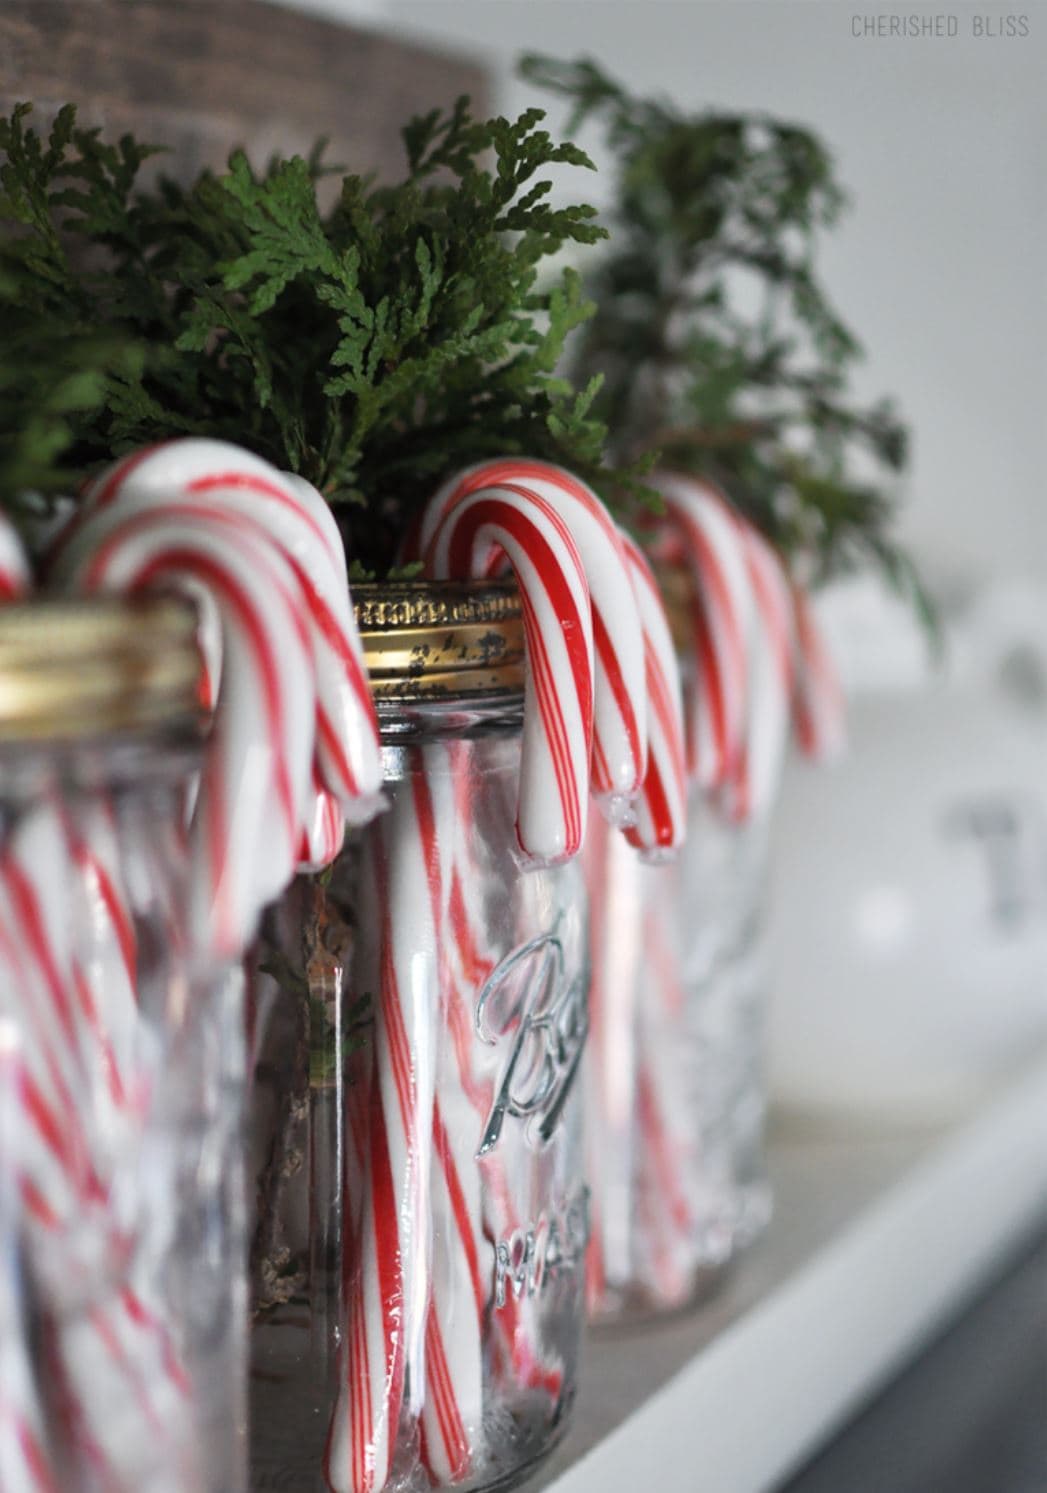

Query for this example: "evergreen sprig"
[521,56,926,619]
[0,98,633,570]
[0,105,158,522]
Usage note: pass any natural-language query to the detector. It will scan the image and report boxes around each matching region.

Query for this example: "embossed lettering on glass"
[477,927,589,1156]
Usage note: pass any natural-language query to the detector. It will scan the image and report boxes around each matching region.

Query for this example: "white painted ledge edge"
[541,1055,1047,1493]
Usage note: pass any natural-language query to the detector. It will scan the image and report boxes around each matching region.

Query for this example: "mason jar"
[0,594,247,1492]
[248,582,590,1493]
[585,603,775,1323]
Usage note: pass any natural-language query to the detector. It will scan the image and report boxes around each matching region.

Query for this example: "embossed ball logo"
[475,930,589,1157]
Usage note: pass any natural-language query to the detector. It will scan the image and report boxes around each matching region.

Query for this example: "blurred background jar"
[585,784,774,1324]
[248,582,590,1493]
[0,594,247,1493]
[584,553,780,1325]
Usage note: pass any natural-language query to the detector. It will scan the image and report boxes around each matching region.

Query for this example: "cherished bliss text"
[851,12,1029,37]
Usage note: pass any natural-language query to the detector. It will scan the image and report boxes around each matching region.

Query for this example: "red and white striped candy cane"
[64,801,152,1142]
[0,806,197,1492]
[0,1243,55,1493]
[326,760,447,1493]
[67,439,385,868]
[584,825,693,1316]
[721,524,796,824]
[435,746,567,1425]
[414,460,646,825]
[417,753,492,1488]
[54,506,318,958]
[651,473,756,792]
[329,758,492,1493]
[0,518,227,1487]
[422,484,594,866]
[0,524,30,600]
[421,1093,487,1487]
[618,534,687,858]
[0,962,57,1493]
[791,584,846,762]
[631,881,699,1310]
[0,524,60,1491]
[444,744,498,1123]
[581,813,640,1314]
[48,803,195,1458]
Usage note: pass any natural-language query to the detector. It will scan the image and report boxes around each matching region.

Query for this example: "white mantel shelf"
[533,1054,1047,1493]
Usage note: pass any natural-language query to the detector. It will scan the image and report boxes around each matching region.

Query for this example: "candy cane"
[631,883,699,1310]
[64,802,152,1142]
[721,526,796,824]
[0,522,30,600]
[0,525,60,1491]
[444,744,498,1124]
[50,801,192,1487]
[0,1009,57,1493]
[54,505,318,958]
[583,822,695,1316]
[0,508,248,1485]
[332,751,500,1493]
[651,473,756,792]
[326,761,445,1493]
[414,460,646,826]
[791,584,846,761]
[63,438,384,868]
[50,804,193,1446]
[0,806,197,1492]
[437,748,566,1421]
[417,753,494,1487]
[0,1308,54,1493]
[619,534,687,858]
[423,484,594,866]
[421,1096,486,1487]
[581,813,640,1314]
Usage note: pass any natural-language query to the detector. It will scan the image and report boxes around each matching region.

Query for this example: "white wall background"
[281,0,1047,594]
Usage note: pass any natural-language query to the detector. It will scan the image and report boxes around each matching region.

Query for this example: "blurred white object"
[807,570,938,697]
[767,573,1047,1122]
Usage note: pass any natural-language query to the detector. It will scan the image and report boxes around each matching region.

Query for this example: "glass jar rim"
[354,578,524,705]
[0,593,204,742]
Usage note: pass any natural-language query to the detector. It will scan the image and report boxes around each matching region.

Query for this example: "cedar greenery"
[0,98,631,571]
[520,55,927,618]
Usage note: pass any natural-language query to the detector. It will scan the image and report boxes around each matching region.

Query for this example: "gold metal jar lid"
[0,594,204,742]
[354,580,525,703]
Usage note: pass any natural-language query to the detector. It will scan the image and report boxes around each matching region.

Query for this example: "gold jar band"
[354,580,525,702]
[0,580,526,742]
[0,594,203,741]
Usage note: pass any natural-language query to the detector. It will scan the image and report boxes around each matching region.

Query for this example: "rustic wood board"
[0,0,487,186]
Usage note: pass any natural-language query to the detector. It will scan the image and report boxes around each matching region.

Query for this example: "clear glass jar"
[0,595,247,1492]
[248,583,590,1493]
[585,775,773,1323]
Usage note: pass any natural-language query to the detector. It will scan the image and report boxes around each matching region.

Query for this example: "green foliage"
[521,56,925,614]
[0,105,158,521]
[0,98,629,569]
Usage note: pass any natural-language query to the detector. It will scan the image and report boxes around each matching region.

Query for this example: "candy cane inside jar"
[248,579,591,1493]
[584,470,844,1322]
[0,592,249,1493]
